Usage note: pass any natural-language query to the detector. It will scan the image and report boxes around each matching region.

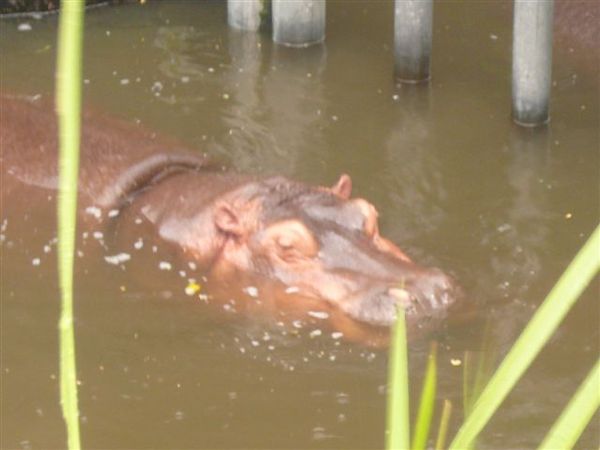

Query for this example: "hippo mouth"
[338,271,462,328]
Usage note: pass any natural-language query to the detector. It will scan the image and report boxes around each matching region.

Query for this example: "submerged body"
[1,95,463,346]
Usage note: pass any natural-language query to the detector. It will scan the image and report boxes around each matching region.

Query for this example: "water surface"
[1,1,598,449]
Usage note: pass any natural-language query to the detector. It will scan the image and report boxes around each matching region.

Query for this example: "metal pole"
[394,0,433,83]
[272,0,325,47]
[512,0,554,126]
[228,0,263,31]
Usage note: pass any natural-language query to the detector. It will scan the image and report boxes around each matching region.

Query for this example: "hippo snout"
[341,269,462,328]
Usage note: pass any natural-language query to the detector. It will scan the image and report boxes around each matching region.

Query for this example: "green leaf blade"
[411,342,438,450]
[386,309,410,450]
[449,225,600,450]
[538,359,600,450]
[56,0,86,449]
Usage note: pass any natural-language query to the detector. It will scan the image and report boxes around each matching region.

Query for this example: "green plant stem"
[386,309,410,450]
[449,224,600,450]
[538,358,600,450]
[56,0,85,449]
[435,399,453,450]
[411,342,438,450]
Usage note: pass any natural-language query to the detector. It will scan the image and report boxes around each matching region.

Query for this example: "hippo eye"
[265,220,318,261]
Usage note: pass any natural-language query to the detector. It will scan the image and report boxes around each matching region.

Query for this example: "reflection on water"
[1,1,598,449]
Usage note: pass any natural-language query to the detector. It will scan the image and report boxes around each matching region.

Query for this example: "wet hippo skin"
[1,95,464,347]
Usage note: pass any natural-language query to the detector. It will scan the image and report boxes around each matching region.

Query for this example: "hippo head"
[199,174,463,344]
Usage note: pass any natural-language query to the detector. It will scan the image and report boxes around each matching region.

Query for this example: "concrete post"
[512,0,554,126]
[394,0,433,83]
[272,0,325,47]
[228,0,263,31]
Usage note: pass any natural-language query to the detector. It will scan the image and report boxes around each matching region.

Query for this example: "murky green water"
[1,1,598,449]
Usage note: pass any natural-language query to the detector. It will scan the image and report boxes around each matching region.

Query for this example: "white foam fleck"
[32,258,41,266]
[104,253,131,265]
[285,286,300,294]
[108,209,119,218]
[18,23,32,32]
[93,231,103,240]
[159,261,172,271]
[243,286,259,298]
[43,245,51,254]
[133,238,143,250]
[308,311,329,320]
[331,332,344,340]
[309,329,322,338]
[292,320,303,329]
[188,261,197,271]
[85,206,102,219]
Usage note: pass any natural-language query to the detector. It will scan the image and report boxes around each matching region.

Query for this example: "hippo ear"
[331,174,352,200]
[214,202,244,237]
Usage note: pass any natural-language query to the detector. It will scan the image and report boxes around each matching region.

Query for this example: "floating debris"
[151,81,163,94]
[18,23,32,32]
[159,261,172,271]
[104,253,131,265]
[243,286,259,298]
[85,206,102,219]
[184,281,201,296]
[308,311,329,320]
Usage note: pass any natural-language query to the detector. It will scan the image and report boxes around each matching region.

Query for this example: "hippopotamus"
[1,94,463,346]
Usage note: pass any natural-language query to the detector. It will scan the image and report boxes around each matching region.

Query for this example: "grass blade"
[462,351,473,418]
[435,399,453,450]
[411,342,438,450]
[449,224,600,450]
[538,358,600,450]
[56,0,85,449]
[386,309,410,450]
